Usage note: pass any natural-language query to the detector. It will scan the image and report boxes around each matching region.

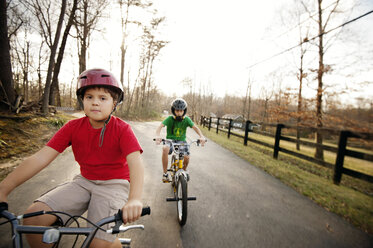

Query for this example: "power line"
[247,9,373,69]
[270,1,340,41]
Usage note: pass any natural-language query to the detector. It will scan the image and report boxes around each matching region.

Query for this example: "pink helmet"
[76,68,123,103]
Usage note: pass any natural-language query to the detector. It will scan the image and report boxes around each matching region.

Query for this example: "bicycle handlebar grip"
[0,202,8,211]
[141,206,151,216]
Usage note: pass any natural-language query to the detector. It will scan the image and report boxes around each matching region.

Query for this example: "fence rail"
[200,116,373,184]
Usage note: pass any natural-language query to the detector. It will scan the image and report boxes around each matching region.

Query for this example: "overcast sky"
[86,0,373,106]
[149,0,373,103]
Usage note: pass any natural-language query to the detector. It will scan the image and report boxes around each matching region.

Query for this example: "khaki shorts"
[36,174,129,243]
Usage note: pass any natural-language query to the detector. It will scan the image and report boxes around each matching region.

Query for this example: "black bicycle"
[0,202,150,248]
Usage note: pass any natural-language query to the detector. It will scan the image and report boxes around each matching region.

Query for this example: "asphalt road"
[0,120,372,248]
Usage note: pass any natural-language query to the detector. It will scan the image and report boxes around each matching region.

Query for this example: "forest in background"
[0,1,372,157]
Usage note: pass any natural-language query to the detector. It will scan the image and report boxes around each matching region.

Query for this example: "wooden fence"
[200,116,373,184]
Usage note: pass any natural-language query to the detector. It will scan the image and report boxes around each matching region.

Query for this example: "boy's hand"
[199,137,206,147]
[121,199,143,224]
[155,137,162,145]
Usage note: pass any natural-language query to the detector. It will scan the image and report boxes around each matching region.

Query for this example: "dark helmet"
[171,98,187,116]
[76,68,123,103]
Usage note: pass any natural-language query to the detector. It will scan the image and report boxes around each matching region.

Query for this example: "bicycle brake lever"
[107,224,144,234]
[111,209,123,234]
[111,207,150,234]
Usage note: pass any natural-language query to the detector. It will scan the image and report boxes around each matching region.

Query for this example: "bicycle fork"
[166,169,196,202]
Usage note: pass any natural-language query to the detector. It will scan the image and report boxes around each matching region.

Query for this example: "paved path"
[0,120,372,247]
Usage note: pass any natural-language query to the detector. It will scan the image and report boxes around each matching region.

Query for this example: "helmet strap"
[99,115,111,147]
[98,102,118,147]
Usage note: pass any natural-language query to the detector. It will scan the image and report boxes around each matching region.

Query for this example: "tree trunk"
[119,0,130,85]
[315,0,324,160]
[0,0,17,111]
[50,0,78,106]
[42,0,67,114]
[296,54,304,151]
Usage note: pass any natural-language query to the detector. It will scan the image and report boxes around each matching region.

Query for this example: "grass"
[224,128,373,176]
[200,126,373,234]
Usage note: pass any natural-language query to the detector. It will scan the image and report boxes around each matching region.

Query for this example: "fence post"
[228,119,232,138]
[244,120,251,146]
[208,117,212,131]
[334,130,349,185]
[273,124,284,159]
[216,117,220,134]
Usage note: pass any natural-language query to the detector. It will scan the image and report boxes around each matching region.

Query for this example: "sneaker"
[162,173,170,183]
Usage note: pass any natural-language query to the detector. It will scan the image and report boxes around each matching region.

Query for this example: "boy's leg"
[183,144,191,171]
[90,237,122,248]
[87,179,129,245]
[23,202,57,248]
[162,145,170,173]
[183,155,190,170]
[25,175,90,247]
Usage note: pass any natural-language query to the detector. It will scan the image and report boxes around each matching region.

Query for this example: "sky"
[86,0,373,106]
[150,0,280,97]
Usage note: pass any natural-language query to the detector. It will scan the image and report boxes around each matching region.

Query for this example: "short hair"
[81,85,120,102]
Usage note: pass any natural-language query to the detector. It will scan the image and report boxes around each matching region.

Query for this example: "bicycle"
[154,138,204,226]
[0,202,150,248]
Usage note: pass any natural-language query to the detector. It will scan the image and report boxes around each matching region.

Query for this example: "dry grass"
[0,112,74,180]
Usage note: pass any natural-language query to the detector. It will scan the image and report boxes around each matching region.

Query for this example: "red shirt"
[47,116,142,180]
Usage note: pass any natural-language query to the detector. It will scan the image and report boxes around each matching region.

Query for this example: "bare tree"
[314,0,342,160]
[13,33,31,103]
[260,84,274,126]
[139,16,167,110]
[118,0,151,85]
[243,75,252,120]
[74,0,108,74]
[181,77,197,118]
[299,0,345,160]
[50,0,78,106]
[23,0,67,114]
[0,0,18,111]
[294,3,311,150]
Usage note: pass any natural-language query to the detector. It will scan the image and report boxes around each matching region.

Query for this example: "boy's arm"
[122,151,144,223]
[192,125,206,146]
[155,123,165,145]
[0,146,59,202]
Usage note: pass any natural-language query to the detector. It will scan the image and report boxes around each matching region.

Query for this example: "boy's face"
[174,109,184,117]
[83,87,116,128]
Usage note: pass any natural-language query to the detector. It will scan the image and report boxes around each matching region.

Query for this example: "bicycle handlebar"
[0,202,150,221]
[153,138,207,146]
[0,202,8,211]
[0,202,151,247]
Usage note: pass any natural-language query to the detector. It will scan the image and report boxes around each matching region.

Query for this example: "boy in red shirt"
[0,69,144,248]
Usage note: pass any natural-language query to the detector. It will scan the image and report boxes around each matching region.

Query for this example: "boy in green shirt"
[155,98,206,182]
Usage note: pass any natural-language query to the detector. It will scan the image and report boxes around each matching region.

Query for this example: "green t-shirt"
[162,116,194,141]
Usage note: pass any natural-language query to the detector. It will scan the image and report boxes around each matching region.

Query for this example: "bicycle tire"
[176,175,188,226]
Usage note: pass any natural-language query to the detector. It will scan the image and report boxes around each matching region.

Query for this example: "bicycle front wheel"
[176,175,188,226]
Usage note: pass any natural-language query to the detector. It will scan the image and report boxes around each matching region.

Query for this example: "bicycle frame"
[169,146,188,186]
[0,202,150,248]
